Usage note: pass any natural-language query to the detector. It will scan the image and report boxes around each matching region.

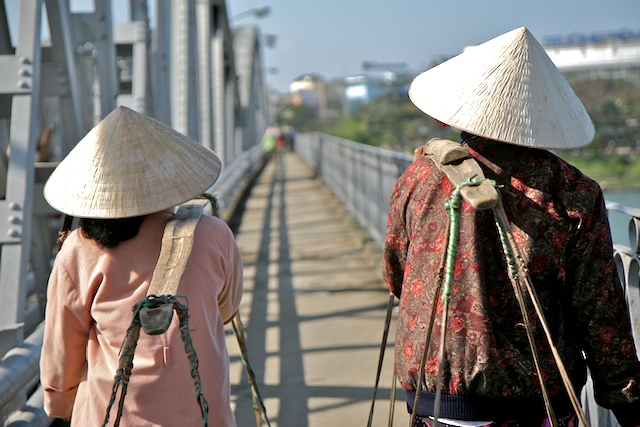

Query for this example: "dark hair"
[79,216,145,248]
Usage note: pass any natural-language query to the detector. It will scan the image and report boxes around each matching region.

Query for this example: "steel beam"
[212,5,226,164]
[195,0,213,150]
[92,0,117,121]
[43,0,84,155]
[0,0,43,358]
[114,21,150,113]
[170,0,199,139]
[150,0,171,125]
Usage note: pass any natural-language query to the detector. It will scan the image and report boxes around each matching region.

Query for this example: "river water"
[605,188,640,246]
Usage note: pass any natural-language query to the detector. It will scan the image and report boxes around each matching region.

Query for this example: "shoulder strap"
[138,199,208,336]
[147,199,208,296]
[422,137,499,211]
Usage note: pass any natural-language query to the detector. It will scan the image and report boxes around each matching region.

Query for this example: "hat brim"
[44,106,222,218]
[409,27,595,149]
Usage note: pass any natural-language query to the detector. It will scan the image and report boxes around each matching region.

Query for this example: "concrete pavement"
[226,152,407,427]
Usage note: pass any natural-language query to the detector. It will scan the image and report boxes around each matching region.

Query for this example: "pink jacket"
[40,211,243,426]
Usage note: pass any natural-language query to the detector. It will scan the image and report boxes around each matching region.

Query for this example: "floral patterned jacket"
[382,137,640,424]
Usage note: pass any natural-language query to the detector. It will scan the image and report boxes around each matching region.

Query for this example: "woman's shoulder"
[198,214,230,229]
[196,215,235,240]
[58,227,96,255]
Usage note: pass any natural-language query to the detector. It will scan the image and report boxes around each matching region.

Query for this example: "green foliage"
[362,93,423,147]
[330,115,371,144]
[569,78,640,151]
[319,92,452,148]
[276,104,318,131]
[562,153,640,190]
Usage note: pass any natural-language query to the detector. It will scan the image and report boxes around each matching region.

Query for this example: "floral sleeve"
[567,188,640,425]
[382,170,413,299]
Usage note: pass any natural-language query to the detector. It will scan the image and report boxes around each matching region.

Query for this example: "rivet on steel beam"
[135,22,147,40]
[19,56,32,65]
[8,215,22,225]
[19,67,31,77]
[17,80,31,89]
[8,202,22,211]
[8,228,21,238]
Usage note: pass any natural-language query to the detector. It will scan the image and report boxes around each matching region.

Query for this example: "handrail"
[296,132,411,249]
[0,324,43,411]
[210,145,268,222]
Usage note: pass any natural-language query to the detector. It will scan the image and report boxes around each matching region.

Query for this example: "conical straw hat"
[44,106,222,218]
[409,27,595,149]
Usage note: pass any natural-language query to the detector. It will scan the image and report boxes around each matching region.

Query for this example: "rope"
[102,295,210,427]
[493,203,590,427]
[203,195,272,427]
[230,314,272,427]
[88,194,270,426]
[493,206,558,427]
[197,193,220,217]
[432,177,482,427]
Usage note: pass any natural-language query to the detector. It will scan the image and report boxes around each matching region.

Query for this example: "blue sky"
[227,0,640,93]
[6,1,640,93]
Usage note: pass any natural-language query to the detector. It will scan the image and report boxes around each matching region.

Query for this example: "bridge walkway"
[227,151,406,426]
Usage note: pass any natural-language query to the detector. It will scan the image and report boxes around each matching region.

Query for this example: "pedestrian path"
[227,152,407,427]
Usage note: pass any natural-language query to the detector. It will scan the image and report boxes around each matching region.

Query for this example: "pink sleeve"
[40,257,92,419]
[217,226,244,324]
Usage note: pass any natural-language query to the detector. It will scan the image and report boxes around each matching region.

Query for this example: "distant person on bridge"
[382,27,640,427]
[261,124,280,160]
[39,106,243,426]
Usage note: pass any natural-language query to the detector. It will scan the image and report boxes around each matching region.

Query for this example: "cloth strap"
[147,199,208,296]
[422,138,498,211]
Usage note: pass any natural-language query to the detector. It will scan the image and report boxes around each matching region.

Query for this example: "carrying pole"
[231,313,272,427]
[367,292,396,427]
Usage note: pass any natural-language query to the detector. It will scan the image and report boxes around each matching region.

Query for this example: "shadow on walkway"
[227,152,406,426]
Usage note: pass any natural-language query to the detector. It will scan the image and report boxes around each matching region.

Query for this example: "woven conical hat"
[409,27,594,149]
[44,106,221,218]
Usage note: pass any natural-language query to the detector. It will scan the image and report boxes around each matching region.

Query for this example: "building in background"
[277,73,343,122]
[289,73,327,115]
[543,29,640,81]
[343,61,414,115]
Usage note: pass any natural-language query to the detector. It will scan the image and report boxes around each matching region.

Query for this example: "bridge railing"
[296,132,410,249]
[607,201,640,356]
[296,131,640,427]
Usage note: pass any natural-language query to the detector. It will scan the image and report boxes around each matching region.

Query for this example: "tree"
[570,78,640,152]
